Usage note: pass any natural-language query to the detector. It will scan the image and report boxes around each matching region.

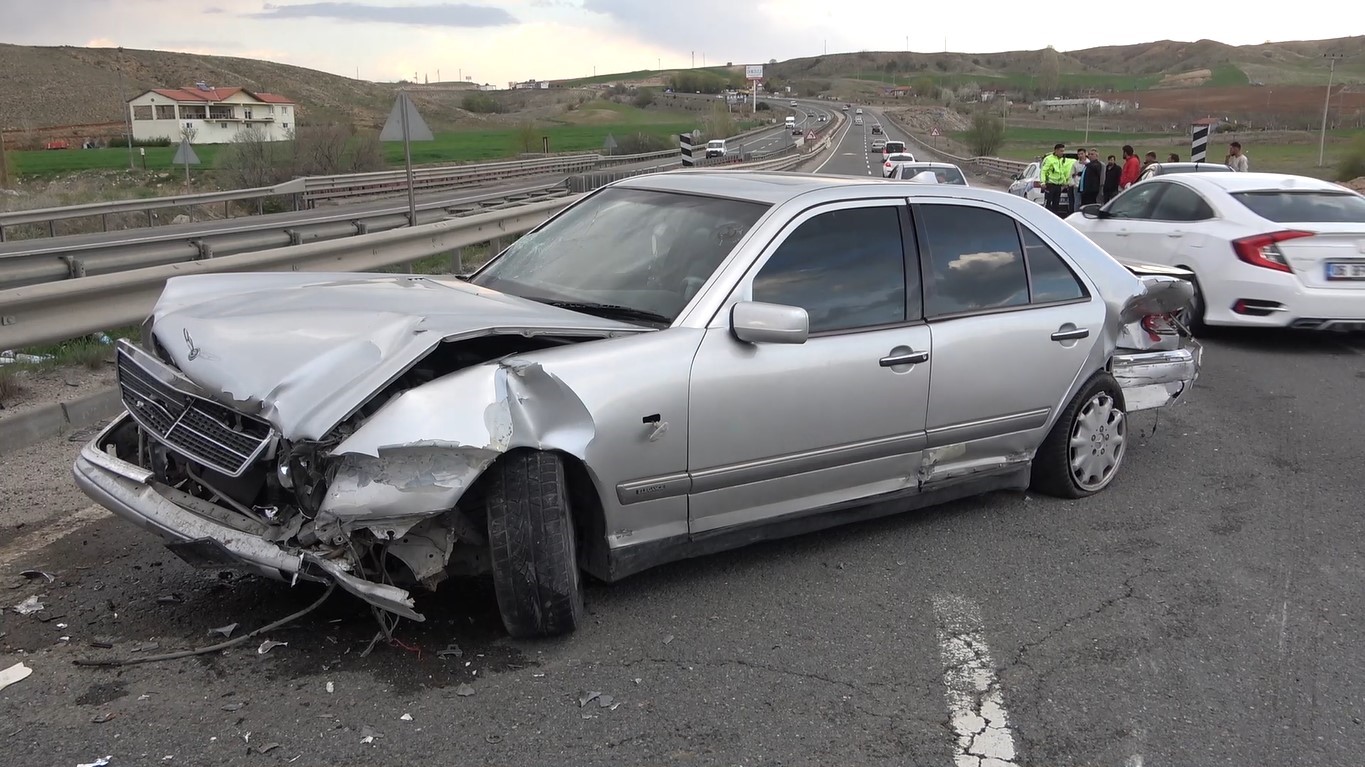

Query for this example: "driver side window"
[752,206,913,334]
[1105,183,1165,219]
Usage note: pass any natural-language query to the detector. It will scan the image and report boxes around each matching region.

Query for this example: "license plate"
[1326,262,1365,280]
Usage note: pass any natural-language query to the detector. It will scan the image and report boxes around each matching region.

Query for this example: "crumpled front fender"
[316,359,595,532]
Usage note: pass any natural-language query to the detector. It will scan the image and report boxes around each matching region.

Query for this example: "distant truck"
[705,139,727,158]
[784,116,796,130]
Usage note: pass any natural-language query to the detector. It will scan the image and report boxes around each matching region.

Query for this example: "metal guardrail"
[0,196,579,351]
[880,113,1029,178]
[0,149,676,243]
[0,113,845,350]
[0,183,570,290]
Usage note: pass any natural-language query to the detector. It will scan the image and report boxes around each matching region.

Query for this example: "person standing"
[1041,143,1070,216]
[1225,141,1249,171]
[1119,145,1141,191]
[1103,154,1122,202]
[1168,152,1180,163]
[1068,147,1087,212]
[1081,149,1103,206]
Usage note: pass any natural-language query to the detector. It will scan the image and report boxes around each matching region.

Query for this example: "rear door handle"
[879,350,929,367]
[1051,327,1090,341]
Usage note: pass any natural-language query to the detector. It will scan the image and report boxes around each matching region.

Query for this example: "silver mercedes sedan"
[73,171,1202,638]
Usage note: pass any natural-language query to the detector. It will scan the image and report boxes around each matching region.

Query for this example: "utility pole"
[0,127,9,188]
[1320,53,1346,167]
[1083,88,1096,145]
[115,49,134,170]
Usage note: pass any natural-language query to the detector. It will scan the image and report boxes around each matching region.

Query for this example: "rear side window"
[1020,228,1088,303]
[1231,191,1365,223]
[918,205,1029,316]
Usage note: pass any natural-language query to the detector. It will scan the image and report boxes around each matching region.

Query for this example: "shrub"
[462,93,506,114]
[1337,134,1365,183]
[965,111,1005,157]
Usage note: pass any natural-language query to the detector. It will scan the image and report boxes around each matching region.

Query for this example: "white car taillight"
[1231,230,1313,273]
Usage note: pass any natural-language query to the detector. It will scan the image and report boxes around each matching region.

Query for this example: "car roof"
[611,170,989,205]
[1147,162,1230,173]
[895,162,960,170]
[1157,172,1350,194]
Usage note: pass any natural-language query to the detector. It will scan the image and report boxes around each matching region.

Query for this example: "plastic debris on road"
[257,640,288,655]
[0,662,33,692]
[12,595,44,615]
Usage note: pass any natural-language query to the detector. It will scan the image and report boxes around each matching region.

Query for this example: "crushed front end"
[72,340,439,621]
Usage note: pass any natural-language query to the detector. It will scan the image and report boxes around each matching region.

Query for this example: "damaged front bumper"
[72,414,424,622]
[1111,339,1203,412]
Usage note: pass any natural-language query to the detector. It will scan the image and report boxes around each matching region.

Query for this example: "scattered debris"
[19,570,55,583]
[91,712,117,724]
[663,634,674,644]
[208,624,237,639]
[156,595,183,605]
[485,734,503,744]
[399,713,412,721]
[0,662,33,692]
[253,743,281,755]
[360,726,382,744]
[325,682,334,694]
[436,643,464,658]
[579,691,600,707]
[597,694,614,708]
[88,641,114,649]
[633,678,641,685]
[12,595,44,615]
[455,683,475,698]
[76,757,111,767]
[221,702,244,712]
[132,643,161,653]
[256,640,287,655]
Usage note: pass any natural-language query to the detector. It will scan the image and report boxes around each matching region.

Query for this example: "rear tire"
[486,450,585,638]
[1030,372,1128,499]
[1175,269,1206,332]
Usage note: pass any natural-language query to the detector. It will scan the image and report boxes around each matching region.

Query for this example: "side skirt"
[599,465,1030,582]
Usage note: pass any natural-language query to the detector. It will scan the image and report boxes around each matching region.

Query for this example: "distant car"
[705,139,727,159]
[870,138,887,152]
[871,124,883,135]
[74,171,1202,639]
[1067,172,1365,330]
[1009,152,1081,214]
[882,140,906,158]
[790,100,798,106]
[819,115,827,122]
[1138,162,1234,182]
[854,117,863,125]
[889,162,969,185]
[855,108,863,114]
[882,152,917,176]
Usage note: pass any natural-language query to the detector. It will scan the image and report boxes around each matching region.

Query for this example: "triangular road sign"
[171,141,200,165]
[603,134,618,152]
[380,92,434,142]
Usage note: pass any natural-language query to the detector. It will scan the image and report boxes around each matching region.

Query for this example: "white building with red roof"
[127,83,297,144]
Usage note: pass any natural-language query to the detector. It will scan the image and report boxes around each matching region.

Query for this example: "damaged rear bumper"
[71,414,423,621]
[1111,340,1203,412]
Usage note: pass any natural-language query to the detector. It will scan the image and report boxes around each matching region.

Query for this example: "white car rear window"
[1232,191,1365,223]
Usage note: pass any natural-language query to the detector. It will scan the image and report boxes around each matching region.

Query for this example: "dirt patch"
[0,359,116,421]
[886,106,971,133]
[1106,84,1365,118]
[1341,177,1365,193]
[1156,69,1212,88]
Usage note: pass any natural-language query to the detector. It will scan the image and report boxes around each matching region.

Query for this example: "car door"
[1077,181,1168,256]
[1009,163,1038,197]
[1141,181,1218,267]
[687,201,931,535]
[911,200,1106,484]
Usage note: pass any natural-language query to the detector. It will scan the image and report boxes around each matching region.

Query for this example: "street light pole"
[1320,54,1345,167]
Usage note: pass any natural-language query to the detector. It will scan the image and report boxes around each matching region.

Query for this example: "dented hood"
[148,272,640,440]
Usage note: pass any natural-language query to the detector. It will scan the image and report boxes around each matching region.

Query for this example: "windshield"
[1231,191,1365,223]
[470,188,770,324]
[708,141,724,149]
[899,165,966,184]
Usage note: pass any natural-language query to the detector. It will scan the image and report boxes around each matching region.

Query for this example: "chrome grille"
[116,345,274,477]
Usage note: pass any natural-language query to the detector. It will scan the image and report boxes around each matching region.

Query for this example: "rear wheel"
[485,450,585,638]
[1030,373,1128,498]
[1174,269,1206,332]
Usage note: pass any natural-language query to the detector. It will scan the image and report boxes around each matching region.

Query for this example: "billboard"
[745,64,763,80]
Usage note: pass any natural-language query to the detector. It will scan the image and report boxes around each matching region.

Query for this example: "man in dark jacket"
[1102,155,1121,202]
[1081,149,1103,206]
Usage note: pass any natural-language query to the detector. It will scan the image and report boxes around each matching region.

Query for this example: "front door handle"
[1051,327,1090,341]
[1114,231,1131,237]
[879,350,929,367]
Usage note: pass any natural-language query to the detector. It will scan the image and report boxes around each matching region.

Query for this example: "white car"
[1008,161,1045,205]
[883,152,917,177]
[1067,173,1365,330]
[870,138,887,152]
[855,108,863,114]
[888,162,969,185]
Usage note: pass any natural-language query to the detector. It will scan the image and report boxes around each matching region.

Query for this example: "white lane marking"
[932,593,1020,767]
[812,114,856,174]
[0,505,111,570]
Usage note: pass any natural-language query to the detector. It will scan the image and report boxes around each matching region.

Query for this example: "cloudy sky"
[4,0,1359,85]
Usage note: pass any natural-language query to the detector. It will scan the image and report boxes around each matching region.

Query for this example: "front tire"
[486,450,585,638]
[1030,372,1128,498]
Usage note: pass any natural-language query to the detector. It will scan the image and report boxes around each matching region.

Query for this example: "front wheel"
[1030,373,1128,498]
[485,450,585,638]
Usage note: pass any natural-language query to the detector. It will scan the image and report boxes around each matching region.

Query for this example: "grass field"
[844,71,1166,92]
[555,66,736,86]
[949,126,1365,179]
[9,104,708,176]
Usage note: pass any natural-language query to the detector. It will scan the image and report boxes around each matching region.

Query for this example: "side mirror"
[1079,204,1106,219]
[1011,172,1022,181]
[730,301,809,345]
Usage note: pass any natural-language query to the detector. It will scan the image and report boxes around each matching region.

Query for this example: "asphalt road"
[812,106,1003,190]
[3,109,1364,766]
